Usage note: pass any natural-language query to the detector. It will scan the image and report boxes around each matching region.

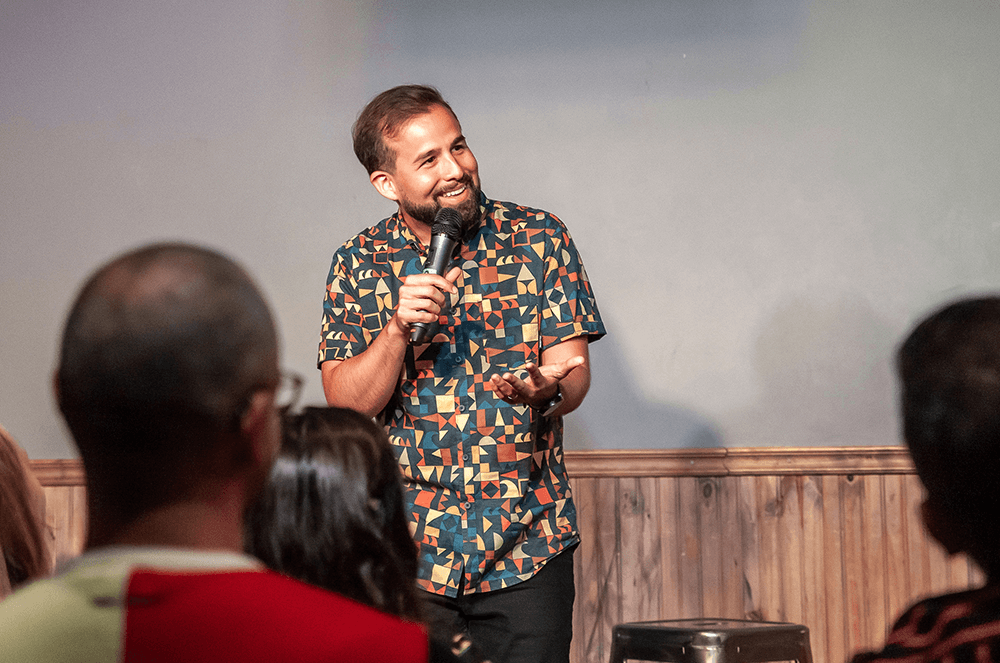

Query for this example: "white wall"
[3,0,999,457]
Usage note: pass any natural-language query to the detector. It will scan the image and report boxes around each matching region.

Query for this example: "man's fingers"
[445,266,462,289]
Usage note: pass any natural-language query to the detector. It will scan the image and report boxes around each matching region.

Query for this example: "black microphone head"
[431,207,464,240]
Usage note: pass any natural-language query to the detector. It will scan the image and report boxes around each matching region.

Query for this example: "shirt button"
[463,453,470,461]
[457,405,465,412]
[453,356,463,365]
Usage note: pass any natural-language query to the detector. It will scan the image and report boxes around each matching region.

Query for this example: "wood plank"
[778,476,805,625]
[861,475,888,652]
[573,476,617,663]
[754,475,784,621]
[883,474,911,631]
[901,475,932,601]
[738,475,763,621]
[821,474,846,663]
[841,473,866,657]
[697,477,723,618]
[570,476,597,663]
[800,475,827,663]
[618,477,662,623]
[677,477,703,618]
[717,476,745,619]
[657,477,683,621]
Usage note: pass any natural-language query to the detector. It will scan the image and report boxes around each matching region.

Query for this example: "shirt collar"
[385,192,493,253]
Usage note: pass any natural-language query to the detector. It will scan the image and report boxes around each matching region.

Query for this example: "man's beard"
[400,177,483,236]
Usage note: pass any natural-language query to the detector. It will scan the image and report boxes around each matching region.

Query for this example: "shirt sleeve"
[318,248,368,367]
[539,215,606,351]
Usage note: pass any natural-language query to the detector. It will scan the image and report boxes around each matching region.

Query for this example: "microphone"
[410,207,464,344]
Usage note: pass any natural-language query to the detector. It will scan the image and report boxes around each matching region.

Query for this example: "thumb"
[553,355,585,378]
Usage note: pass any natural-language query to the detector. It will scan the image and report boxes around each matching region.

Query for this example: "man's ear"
[370,170,399,202]
[921,498,968,555]
[240,390,279,470]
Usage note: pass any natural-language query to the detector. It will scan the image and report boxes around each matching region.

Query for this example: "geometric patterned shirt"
[850,583,1000,663]
[319,193,605,596]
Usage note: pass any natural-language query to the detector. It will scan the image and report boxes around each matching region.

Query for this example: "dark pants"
[422,548,576,663]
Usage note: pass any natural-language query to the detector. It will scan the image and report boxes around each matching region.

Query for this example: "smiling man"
[319,85,605,663]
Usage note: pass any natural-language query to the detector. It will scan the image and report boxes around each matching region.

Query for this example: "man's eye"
[423,156,435,166]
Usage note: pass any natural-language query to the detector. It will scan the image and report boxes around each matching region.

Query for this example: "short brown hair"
[352,85,456,175]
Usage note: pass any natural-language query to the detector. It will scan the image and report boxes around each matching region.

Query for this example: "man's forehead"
[385,105,463,150]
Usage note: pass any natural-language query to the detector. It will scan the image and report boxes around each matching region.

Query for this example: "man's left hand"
[488,356,585,408]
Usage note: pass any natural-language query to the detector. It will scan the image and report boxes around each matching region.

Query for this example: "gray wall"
[3,0,999,458]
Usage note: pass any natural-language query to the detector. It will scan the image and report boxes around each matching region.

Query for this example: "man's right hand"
[391,266,462,337]
[323,265,462,415]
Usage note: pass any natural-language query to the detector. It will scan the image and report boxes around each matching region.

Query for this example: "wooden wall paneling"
[697,477,723,618]
[901,474,931,603]
[718,476,746,620]
[753,475,784,622]
[882,474,911,634]
[618,476,662,624]
[38,449,988,663]
[778,476,806,626]
[840,474,866,657]
[924,503,954,599]
[569,476,591,663]
[947,553,973,594]
[657,476,683,621]
[820,474,846,663]
[738,475,763,621]
[861,475,888,654]
[677,476,704,618]
[800,476,827,663]
[42,485,86,569]
[570,476,605,663]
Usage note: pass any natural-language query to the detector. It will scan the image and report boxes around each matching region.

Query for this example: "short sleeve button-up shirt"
[319,194,605,596]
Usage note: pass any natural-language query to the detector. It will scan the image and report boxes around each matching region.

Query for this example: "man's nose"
[439,153,463,180]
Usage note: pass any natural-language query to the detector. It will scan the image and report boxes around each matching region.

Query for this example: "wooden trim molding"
[30,459,85,486]
[31,447,916,486]
[563,445,915,478]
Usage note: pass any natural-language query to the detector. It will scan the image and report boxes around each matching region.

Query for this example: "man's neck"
[87,482,248,552]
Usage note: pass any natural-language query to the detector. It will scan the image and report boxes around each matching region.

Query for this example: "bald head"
[56,243,279,523]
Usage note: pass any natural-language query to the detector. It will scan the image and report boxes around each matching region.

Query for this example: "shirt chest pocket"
[487,295,540,350]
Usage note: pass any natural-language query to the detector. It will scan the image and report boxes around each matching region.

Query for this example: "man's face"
[379,104,482,232]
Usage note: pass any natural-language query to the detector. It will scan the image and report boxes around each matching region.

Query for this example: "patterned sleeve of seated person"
[244,405,491,663]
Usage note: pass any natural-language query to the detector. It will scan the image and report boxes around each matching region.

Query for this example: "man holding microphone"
[319,85,604,663]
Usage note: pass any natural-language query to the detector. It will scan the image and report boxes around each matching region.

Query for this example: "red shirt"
[124,569,428,663]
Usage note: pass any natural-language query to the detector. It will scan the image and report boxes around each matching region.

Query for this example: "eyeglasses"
[275,371,304,413]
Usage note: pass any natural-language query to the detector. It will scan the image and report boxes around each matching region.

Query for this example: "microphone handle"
[410,233,458,344]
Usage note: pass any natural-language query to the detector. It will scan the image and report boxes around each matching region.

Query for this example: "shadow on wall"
[567,325,722,450]
[567,296,899,450]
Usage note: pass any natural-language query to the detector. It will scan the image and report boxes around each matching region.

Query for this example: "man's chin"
[403,190,482,233]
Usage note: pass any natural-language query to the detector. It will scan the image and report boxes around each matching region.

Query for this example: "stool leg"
[608,631,625,663]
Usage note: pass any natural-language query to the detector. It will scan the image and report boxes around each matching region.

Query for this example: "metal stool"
[609,618,813,663]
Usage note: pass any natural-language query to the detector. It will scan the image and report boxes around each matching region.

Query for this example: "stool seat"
[609,618,813,663]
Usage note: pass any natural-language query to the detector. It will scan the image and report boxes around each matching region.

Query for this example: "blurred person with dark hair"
[852,296,1000,663]
[246,406,488,663]
[0,242,428,663]
[0,424,51,599]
